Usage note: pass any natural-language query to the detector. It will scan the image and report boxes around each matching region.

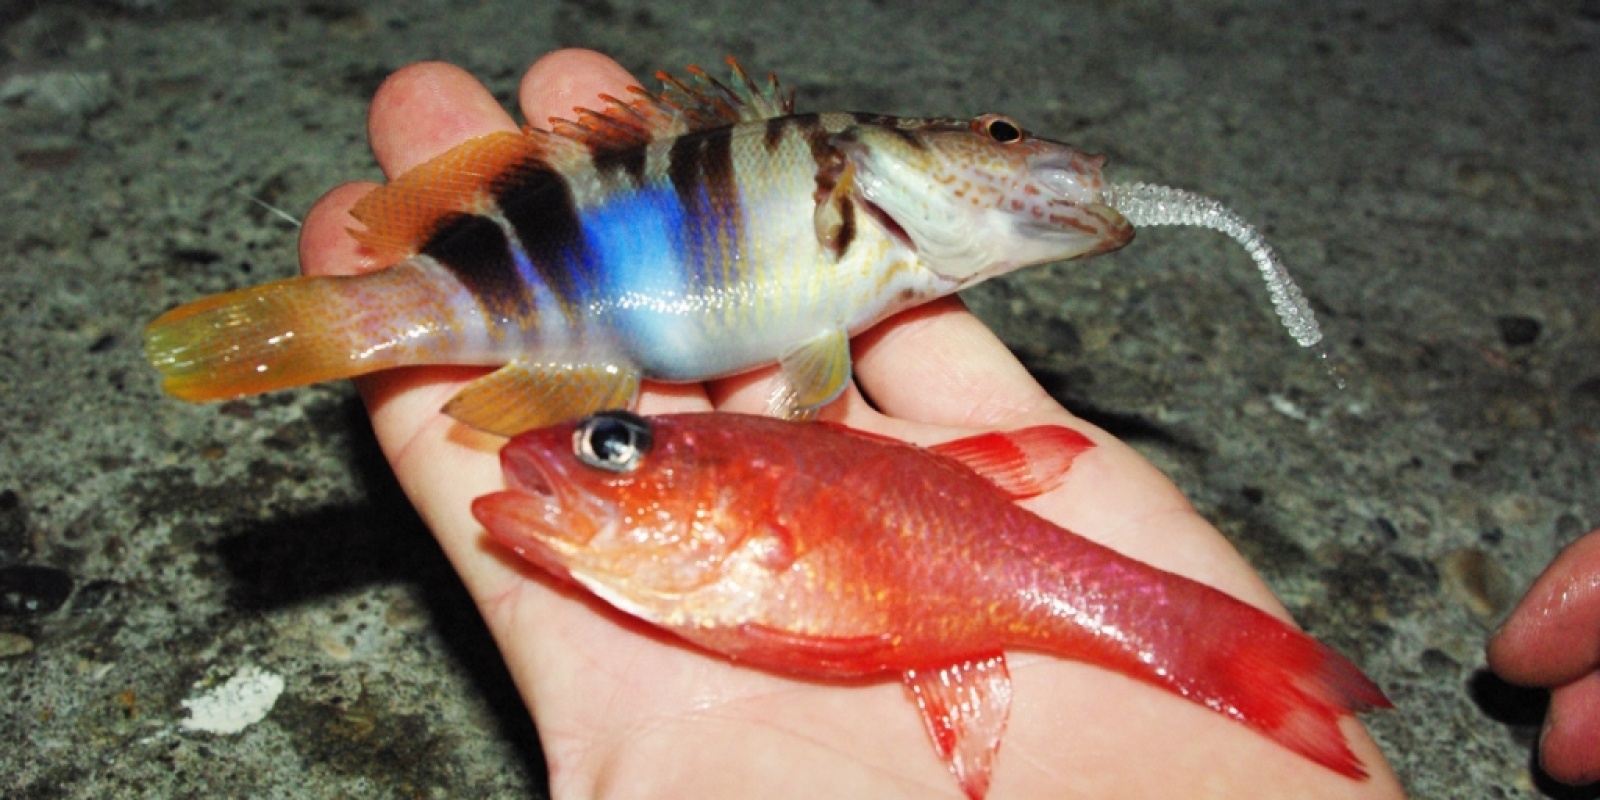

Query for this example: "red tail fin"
[1206,616,1391,778]
[1028,544,1390,779]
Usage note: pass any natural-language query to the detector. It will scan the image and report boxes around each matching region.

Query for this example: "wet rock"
[0,490,28,568]
[1494,315,1541,347]
[0,70,112,122]
[0,631,34,658]
[0,565,73,616]
[1438,548,1515,621]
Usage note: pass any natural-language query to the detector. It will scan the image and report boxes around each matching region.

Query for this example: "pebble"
[1494,315,1541,347]
[1438,548,1514,620]
[0,631,35,658]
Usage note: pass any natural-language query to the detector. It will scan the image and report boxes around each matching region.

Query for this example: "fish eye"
[573,410,654,473]
[975,114,1024,144]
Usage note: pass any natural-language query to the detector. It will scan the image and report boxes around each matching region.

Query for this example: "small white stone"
[179,665,285,735]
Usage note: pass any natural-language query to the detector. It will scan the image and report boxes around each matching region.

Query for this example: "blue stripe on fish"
[581,183,691,311]
[579,183,710,370]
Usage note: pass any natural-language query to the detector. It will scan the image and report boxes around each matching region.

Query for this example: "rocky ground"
[3,1,1597,797]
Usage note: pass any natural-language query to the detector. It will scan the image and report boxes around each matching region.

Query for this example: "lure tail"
[1104,182,1345,387]
[143,265,458,401]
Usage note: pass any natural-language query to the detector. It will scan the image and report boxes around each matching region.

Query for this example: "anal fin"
[768,328,851,420]
[929,426,1095,499]
[902,653,1012,800]
[443,358,642,437]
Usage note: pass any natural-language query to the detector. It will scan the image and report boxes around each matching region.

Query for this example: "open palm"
[297,48,1403,799]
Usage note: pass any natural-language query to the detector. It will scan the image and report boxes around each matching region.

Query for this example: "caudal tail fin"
[144,276,383,401]
[1196,606,1392,779]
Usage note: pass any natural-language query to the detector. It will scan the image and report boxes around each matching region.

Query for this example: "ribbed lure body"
[144,61,1132,434]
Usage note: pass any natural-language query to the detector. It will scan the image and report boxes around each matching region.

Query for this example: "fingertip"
[299,181,383,277]
[519,48,641,130]
[1539,671,1600,785]
[1487,528,1600,686]
[368,61,517,176]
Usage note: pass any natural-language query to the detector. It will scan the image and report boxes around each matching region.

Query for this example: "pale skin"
[299,48,1406,799]
[1487,528,1600,786]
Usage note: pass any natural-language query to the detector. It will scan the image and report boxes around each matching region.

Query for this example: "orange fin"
[442,358,642,437]
[929,426,1095,499]
[902,653,1012,800]
[347,129,586,263]
[144,276,368,401]
[543,58,793,152]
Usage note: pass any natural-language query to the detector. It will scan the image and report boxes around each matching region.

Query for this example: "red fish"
[473,411,1390,799]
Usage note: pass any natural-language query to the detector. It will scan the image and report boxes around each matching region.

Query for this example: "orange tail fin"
[144,275,391,401]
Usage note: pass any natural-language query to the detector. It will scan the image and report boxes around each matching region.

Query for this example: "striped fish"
[142,60,1227,435]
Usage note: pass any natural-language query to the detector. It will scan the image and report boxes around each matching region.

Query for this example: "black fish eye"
[573,410,654,473]
[976,114,1023,143]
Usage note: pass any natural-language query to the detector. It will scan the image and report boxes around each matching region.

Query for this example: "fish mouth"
[1073,201,1135,257]
[474,442,617,560]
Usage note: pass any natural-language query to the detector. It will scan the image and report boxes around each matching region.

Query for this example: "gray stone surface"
[3,1,1596,798]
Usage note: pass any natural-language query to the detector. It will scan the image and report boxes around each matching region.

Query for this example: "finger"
[1540,669,1600,785]
[520,48,641,129]
[299,181,382,277]
[347,63,519,439]
[367,61,517,178]
[851,296,1062,427]
[1487,528,1600,686]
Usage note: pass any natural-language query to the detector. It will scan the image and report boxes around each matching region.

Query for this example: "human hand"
[1487,528,1600,786]
[298,48,1404,799]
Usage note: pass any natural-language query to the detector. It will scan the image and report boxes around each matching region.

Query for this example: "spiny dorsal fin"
[539,58,793,156]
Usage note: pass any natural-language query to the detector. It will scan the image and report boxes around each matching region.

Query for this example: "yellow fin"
[143,276,365,402]
[767,328,851,420]
[442,359,642,437]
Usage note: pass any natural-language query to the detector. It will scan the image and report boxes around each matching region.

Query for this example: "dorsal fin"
[540,58,794,156]
[348,128,587,263]
[350,59,791,264]
[929,426,1095,499]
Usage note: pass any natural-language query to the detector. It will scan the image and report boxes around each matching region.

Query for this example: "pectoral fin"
[443,358,642,436]
[929,426,1095,499]
[768,328,852,420]
[902,653,1012,800]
